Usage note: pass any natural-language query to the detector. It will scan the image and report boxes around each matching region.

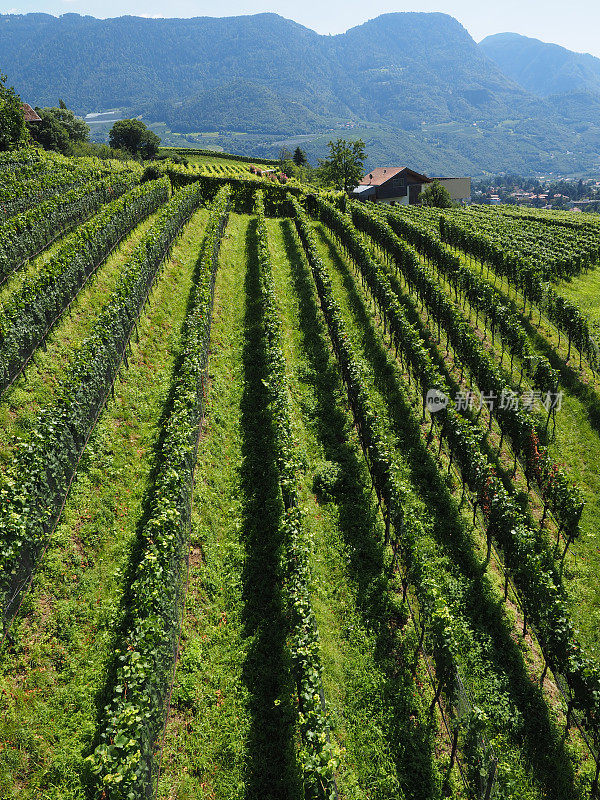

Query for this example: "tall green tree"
[293,146,307,166]
[28,105,90,154]
[278,146,293,169]
[420,179,453,208]
[0,73,28,151]
[319,138,366,192]
[109,119,161,159]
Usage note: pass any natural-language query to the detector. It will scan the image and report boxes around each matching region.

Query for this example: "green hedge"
[165,168,303,215]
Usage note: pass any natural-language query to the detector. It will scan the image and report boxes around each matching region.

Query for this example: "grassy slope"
[167,152,254,173]
[156,214,254,800]
[557,266,600,331]
[0,209,163,466]
[312,221,589,799]
[267,217,445,800]
[0,208,208,800]
[158,211,305,800]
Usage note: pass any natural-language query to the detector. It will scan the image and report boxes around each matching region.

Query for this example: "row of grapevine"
[287,194,501,784]
[437,214,598,367]
[86,186,231,799]
[0,154,133,219]
[0,147,139,176]
[0,177,169,395]
[163,165,302,213]
[327,199,583,539]
[0,181,206,626]
[309,196,600,748]
[254,190,338,799]
[469,202,600,232]
[375,203,558,395]
[449,205,600,279]
[0,172,138,284]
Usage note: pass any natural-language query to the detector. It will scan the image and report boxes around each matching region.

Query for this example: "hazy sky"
[2,0,600,57]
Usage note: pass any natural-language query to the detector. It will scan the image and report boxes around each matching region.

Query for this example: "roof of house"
[360,167,432,187]
[22,103,41,122]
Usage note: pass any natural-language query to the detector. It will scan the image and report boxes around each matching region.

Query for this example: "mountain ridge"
[480,32,600,97]
[1,11,599,175]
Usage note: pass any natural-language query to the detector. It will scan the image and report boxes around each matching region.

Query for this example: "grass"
[0,208,209,800]
[554,266,600,332]
[156,214,256,800]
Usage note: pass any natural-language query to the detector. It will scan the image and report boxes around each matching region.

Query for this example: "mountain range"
[1,11,599,176]
[480,32,600,98]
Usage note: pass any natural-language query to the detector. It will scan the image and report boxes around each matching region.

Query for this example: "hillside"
[2,12,600,174]
[480,32,600,97]
[3,149,600,799]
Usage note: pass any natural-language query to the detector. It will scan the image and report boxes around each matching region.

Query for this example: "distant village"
[472,176,600,212]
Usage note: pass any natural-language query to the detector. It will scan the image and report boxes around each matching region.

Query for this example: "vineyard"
[3,148,600,800]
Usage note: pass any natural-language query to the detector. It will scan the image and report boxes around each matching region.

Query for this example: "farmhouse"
[353,167,471,205]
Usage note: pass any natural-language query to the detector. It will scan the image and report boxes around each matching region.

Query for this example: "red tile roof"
[360,167,431,186]
[22,103,41,122]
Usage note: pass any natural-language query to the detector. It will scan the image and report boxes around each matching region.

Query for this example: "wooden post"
[590,754,600,798]
[566,699,574,732]
[449,727,459,770]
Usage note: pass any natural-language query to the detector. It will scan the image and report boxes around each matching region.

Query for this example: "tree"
[28,105,90,153]
[278,147,293,172]
[420,179,453,208]
[0,73,28,151]
[43,107,89,142]
[28,111,71,154]
[319,138,366,193]
[109,119,161,159]
[293,146,307,166]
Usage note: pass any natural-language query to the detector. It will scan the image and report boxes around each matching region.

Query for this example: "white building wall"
[376,194,410,206]
[434,177,471,202]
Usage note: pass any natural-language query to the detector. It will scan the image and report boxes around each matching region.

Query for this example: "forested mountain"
[1,11,600,174]
[480,32,600,97]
